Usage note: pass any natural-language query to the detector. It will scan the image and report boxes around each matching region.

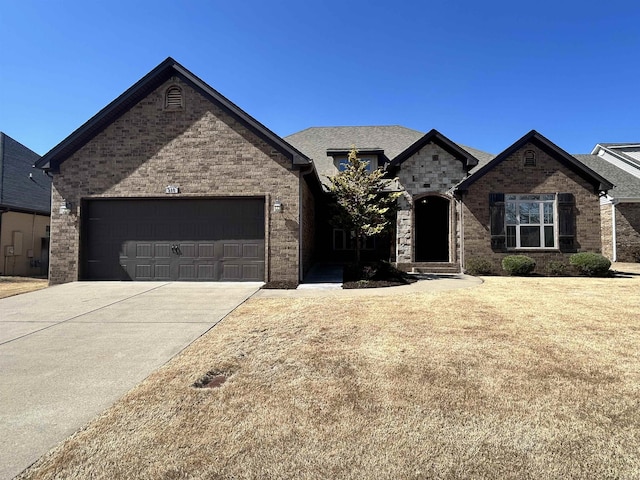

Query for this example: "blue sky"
[1,0,639,156]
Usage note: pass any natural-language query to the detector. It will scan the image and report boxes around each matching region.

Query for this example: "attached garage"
[35,58,319,285]
[81,198,265,281]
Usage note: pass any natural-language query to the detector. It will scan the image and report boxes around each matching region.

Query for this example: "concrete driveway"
[0,281,261,480]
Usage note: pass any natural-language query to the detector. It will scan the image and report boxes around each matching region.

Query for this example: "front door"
[415,196,449,262]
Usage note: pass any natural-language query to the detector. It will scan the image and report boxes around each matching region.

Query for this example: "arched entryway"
[415,195,450,262]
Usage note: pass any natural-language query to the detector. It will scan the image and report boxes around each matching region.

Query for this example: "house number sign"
[165,185,180,194]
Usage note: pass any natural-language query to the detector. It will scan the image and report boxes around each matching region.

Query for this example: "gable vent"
[165,86,183,110]
[523,150,536,167]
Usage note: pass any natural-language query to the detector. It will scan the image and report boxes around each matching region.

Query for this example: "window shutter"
[558,193,576,252]
[489,193,506,251]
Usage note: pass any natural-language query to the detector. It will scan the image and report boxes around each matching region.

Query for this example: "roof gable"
[389,129,479,171]
[36,58,310,172]
[456,130,613,193]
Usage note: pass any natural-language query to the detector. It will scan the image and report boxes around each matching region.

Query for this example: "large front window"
[505,194,556,249]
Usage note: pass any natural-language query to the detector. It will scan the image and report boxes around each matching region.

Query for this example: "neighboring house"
[35,58,619,284]
[0,132,51,276]
[575,144,640,262]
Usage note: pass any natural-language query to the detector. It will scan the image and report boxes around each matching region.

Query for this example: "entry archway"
[414,195,450,262]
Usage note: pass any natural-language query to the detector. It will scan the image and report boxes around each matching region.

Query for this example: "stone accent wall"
[461,142,603,273]
[615,203,640,262]
[397,143,467,196]
[395,193,413,263]
[49,78,302,284]
[394,142,466,264]
[600,203,613,260]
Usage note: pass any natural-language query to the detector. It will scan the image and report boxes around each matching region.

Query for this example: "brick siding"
[615,203,640,262]
[49,78,302,284]
[301,176,316,276]
[461,143,603,273]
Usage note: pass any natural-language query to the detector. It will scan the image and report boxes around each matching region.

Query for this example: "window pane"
[544,226,555,247]
[506,194,517,201]
[519,203,540,224]
[507,225,516,248]
[541,194,555,201]
[544,203,554,224]
[506,202,516,224]
[520,194,541,201]
[520,226,541,247]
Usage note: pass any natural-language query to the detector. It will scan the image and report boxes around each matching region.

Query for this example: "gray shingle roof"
[0,132,50,214]
[285,126,495,182]
[573,154,640,199]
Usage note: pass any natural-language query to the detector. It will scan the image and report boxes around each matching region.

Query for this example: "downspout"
[612,202,617,262]
[459,195,465,272]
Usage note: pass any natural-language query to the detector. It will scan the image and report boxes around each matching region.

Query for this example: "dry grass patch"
[18,276,640,479]
[0,276,47,299]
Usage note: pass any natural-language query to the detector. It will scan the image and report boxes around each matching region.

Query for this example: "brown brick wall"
[301,175,316,276]
[49,78,302,284]
[462,143,603,273]
[615,203,640,262]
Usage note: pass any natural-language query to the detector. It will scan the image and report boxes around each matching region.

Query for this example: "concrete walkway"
[0,281,261,480]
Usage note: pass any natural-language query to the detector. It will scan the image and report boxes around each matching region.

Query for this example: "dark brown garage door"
[82,198,265,281]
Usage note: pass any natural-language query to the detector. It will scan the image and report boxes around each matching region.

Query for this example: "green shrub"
[502,255,536,276]
[570,252,611,277]
[547,261,567,276]
[465,257,493,275]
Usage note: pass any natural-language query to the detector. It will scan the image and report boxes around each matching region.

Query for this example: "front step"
[398,262,461,274]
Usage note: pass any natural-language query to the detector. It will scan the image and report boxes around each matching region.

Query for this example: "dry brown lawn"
[18,270,640,479]
[0,276,47,299]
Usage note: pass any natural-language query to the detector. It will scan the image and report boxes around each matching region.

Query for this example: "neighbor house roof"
[591,143,640,170]
[36,57,311,172]
[0,132,50,214]
[574,154,640,199]
[456,130,614,193]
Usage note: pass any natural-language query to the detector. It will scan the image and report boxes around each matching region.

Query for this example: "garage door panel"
[155,243,172,258]
[83,199,265,281]
[154,264,171,279]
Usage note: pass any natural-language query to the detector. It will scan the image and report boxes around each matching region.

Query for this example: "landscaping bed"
[342,261,417,289]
